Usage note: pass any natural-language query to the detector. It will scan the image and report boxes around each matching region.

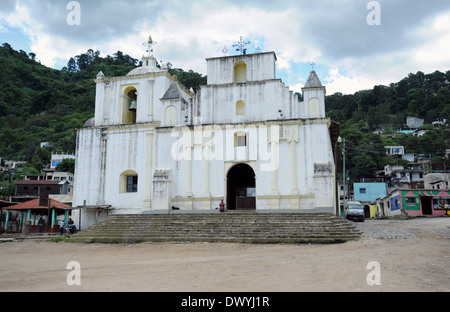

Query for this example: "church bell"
[129,99,137,111]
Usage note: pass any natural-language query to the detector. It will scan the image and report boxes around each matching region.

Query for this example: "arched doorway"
[227,163,256,210]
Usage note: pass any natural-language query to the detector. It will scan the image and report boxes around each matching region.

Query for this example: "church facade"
[72,46,339,228]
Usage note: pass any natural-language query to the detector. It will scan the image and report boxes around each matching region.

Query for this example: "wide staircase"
[70,212,361,244]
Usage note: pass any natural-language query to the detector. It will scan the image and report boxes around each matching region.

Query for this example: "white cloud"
[412,12,450,72]
[1,0,449,93]
[324,68,381,95]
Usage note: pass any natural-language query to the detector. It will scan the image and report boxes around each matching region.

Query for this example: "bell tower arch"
[121,85,138,124]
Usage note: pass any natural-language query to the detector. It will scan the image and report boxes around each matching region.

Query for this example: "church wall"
[299,122,335,210]
[199,81,296,124]
[73,128,104,207]
[93,74,177,127]
[206,52,276,85]
[301,87,326,119]
[74,49,337,219]
[102,128,148,210]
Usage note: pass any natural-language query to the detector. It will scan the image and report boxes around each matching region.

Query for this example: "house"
[384,163,424,191]
[353,182,387,203]
[385,146,404,156]
[378,189,450,217]
[424,172,450,190]
[49,154,76,170]
[432,118,447,129]
[13,180,70,203]
[72,39,339,228]
[353,182,387,218]
[3,198,72,233]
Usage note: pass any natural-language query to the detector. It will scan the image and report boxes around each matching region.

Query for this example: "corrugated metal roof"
[49,194,73,203]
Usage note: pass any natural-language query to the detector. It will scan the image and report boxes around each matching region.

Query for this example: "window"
[236,100,245,115]
[120,170,138,193]
[359,188,366,194]
[127,176,138,193]
[405,197,416,206]
[234,131,247,147]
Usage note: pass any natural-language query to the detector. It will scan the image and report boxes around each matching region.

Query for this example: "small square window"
[359,188,366,194]
[237,135,246,147]
[405,197,416,205]
[127,176,138,193]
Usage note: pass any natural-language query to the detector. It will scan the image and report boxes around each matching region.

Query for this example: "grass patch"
[47,234,71,243]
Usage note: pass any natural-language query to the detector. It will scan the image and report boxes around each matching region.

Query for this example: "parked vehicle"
[345,201,365,222]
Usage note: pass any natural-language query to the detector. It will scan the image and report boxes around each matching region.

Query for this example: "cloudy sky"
[1,0,449,94]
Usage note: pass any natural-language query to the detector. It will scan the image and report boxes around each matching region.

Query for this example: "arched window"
[234,131,247,147]
[236,100,245,115]
[234,61,247,83]
[308,97,320,118]
[122,87,138,124]
[120,170,138,193]
[165,105,177,126]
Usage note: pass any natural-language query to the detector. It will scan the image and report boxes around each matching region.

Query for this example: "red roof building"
[3,198,72,234]
[5,198,71,211]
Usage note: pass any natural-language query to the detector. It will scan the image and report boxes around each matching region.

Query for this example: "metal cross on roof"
[232,36,250,55]
[310,61,316,70]
[222,46,229,56]
[143,35,157,54]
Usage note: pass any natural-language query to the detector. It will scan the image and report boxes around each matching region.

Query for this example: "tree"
[55,158,75,174]
[31,147,51,171]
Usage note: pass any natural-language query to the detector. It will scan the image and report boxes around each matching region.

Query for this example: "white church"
[72,38,340,228]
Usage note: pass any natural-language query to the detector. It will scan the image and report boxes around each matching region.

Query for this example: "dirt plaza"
[0,217,448,292]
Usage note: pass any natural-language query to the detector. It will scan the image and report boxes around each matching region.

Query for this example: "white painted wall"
[73,51,336,223]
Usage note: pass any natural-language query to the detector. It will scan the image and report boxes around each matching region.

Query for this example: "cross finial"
[310,61,316,70]
[143,35,157,55]
[232,36,250,55]
[222,46,228,56]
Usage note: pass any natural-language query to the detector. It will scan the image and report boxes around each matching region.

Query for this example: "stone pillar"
[270,134,279,209]
[202,142,212,209]
[203,143,211,197]
[153,169,172,211]
[184,129,193,209]
[289,138,299,209]
[144,132,154,209]
[147,80,154,121]
[103,83,110,124]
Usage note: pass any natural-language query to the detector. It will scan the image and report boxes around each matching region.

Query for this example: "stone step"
[71,212,361,244]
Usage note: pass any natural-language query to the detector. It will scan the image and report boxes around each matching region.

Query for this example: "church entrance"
[226,163,256,210]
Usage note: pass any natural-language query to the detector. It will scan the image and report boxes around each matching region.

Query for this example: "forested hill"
[0,43,449,182]
[326,70,450,130]
[325,69,450,180]
[0,44,206,167]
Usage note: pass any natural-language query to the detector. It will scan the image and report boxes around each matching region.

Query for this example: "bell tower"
[302,70,326,119]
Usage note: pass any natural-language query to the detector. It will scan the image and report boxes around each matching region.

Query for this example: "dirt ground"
[0,218,449,293]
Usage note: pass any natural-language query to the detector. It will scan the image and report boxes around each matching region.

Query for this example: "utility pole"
[342,138,346,218]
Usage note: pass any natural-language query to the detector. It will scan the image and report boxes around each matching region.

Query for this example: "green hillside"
[0,44,206,167]
[0,43,449,186]
[326,70,450,181]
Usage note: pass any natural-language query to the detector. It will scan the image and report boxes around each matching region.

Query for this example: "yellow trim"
[256,194,315,200]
